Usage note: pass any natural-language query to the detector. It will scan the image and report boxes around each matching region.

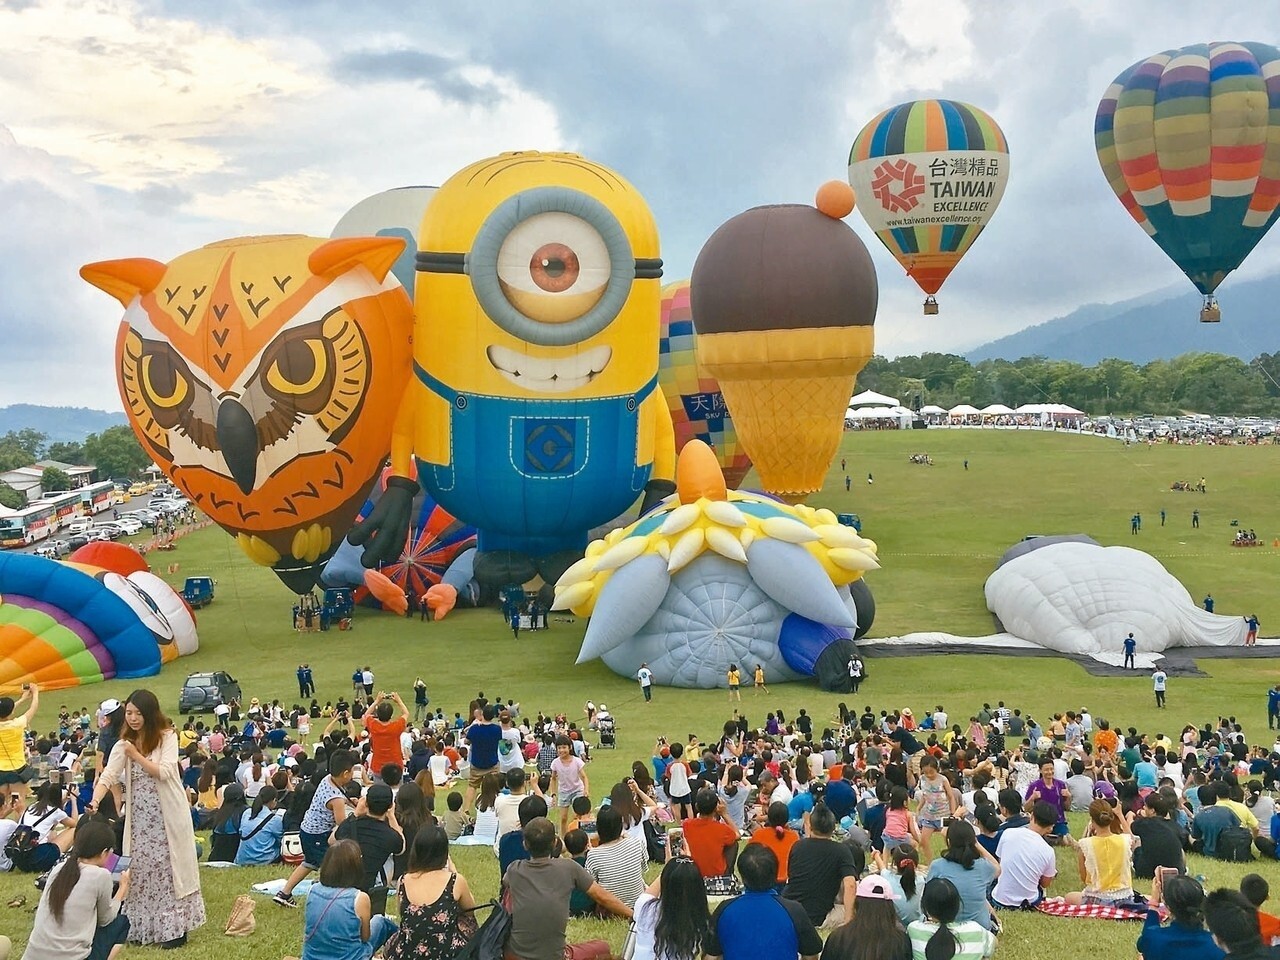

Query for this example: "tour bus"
[0,491,88,547]
[78,480,116,515]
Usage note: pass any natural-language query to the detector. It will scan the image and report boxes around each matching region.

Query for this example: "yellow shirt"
[1219,798,1259,832]
[178,729,197,750]
[1081,833,1132,896]
[0,716,27,772]
[728,670,740,685]
[754,668,765,684]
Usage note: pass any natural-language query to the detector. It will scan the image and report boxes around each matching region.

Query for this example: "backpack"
[5,807,59,871]
[1218,825,1255,862]
[643,817,667,864]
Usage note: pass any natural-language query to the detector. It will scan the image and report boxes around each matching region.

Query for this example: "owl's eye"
[141,347,192,410]
[265,338,328,397]
[496,213,611,323]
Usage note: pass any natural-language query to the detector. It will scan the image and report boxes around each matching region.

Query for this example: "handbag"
[224,894,256,936]
[280,832,304,865]
[564,940,611,960]
[453,898,512,960]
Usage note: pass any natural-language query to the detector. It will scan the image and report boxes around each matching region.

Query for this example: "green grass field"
[1,429,1278,957]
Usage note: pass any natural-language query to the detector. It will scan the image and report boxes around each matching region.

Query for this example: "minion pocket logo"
[512,415,589,480]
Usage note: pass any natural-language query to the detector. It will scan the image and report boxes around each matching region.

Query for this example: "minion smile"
[486,344,611,394]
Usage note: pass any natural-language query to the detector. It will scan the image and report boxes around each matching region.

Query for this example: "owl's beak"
[216,398,259,495]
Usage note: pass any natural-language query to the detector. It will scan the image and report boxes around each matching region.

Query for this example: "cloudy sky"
[2,0,1279,409]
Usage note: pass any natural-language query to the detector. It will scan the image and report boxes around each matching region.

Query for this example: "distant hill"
[968,273,1280,364]
[0,405,127,444]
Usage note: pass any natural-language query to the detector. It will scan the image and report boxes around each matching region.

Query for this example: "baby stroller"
[597,713,617,749]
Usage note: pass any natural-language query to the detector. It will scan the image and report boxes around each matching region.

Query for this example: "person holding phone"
[23,818,131,960]
[1062,799,1135,906]
[0,682,38,808]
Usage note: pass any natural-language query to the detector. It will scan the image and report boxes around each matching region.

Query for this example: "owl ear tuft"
[80,258,168,307]
[308,236,406,284]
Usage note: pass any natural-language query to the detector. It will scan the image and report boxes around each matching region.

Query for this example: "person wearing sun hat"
[900,707,917,732]
[96,698,124,766]
[820,874,912,959]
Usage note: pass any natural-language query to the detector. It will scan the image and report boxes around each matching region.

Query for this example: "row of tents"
[846,390,1085,421]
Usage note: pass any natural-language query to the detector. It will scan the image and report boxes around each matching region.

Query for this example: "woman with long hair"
[923,820,999,932]
[630,856,710,960]
[384,823,476,959]
[234,784,284,866]
[1135,874,1220,959]
[821,874,911,960]
[747,801,799,888]
[718,764,749,831]
[413,768,438,812]
[611,777,658,852]
[194,757,219,826]
[207,784,248,863]
[1064,798,1134,905]
[238,750,270,799]
[89,688,205,947]
[303,839,398,960]
[394,780,433,876]
[470,771,503,844]
[23,819,131,960]
[13,780,79,872]
[907,877,995,959]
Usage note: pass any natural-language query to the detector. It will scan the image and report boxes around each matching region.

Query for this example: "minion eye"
[496,214,611,322]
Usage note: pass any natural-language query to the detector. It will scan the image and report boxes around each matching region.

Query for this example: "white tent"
[919,404,947,415]
[848,389,900,408]
[948,404,980,417]
[980,403,1015,416]
[848,406,897,419]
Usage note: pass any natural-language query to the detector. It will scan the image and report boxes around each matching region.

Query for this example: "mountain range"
[0,405,127,444]
[967,272,1280,364]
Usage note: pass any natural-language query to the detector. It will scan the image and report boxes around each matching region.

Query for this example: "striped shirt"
[584,834,647,907]
[908,919,996,959]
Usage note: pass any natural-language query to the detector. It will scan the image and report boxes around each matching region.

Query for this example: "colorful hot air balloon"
[1095,42,1280,322]
[658,280,752,489]
[332,186,439,299]
[691,184,877,502]
[81,235,415,593]
[849,100,1010,314]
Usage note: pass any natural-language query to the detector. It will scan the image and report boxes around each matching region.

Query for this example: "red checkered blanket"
[1035,898,1164,921]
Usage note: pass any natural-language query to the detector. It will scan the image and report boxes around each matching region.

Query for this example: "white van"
[65,519,95,536]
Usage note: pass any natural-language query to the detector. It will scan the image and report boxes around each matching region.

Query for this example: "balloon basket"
[923,297,939,316]
[1199,298,1220,323]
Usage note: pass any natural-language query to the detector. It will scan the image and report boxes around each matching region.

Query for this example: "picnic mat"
[1035,898,1164,921]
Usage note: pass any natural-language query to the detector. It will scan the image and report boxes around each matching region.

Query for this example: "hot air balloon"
[658,280,752,489]
[690,183,877,502]
[848,100,1010,314]
[81,235,415,593]
[332,186,439,299]
[1095,42,1280,322]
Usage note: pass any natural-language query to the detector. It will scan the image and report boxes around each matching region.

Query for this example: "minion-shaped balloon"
[353,152,675,588]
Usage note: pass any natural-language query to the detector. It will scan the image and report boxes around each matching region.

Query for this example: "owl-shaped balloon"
[81,235,414,592]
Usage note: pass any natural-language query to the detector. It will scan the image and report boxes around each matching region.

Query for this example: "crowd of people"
[4,675,1280,959]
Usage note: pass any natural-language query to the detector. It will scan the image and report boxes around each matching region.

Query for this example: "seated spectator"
[705,845,822,960]
[748,801,800,888]
[991,803,1058,909]
[302,839,397,960]
[563,830,596,918]
[383,824,476,960]
[498,794,547,877]
[683,788,740,882]
[234,784,285,866]
[1239,874,1280,947]
[1131,792,1185,880]
[630,856,711,960]
[334,784,405,898]
[908,876,996,960]
[784,803,859,929]
[1063,799,1134,906]
[822,874,912,960]
[9,783,78,873]
[585,804,647,908]
[1204,887,1269,959]
[925,820,1000,931]
[441,791,470,841]
[1192,785,1243,860]
[503,817,632,960]
[207,784,248,864]
[1136,874,1220,960]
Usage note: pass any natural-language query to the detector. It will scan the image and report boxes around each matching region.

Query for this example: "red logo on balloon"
[871,159,925,213]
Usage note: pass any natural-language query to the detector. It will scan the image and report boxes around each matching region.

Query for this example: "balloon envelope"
[658,280,752,489]
[1095,42,1280,299]
[332,186,439,299]
[849,99,1010,301]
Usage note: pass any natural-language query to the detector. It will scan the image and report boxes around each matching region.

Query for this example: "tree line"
[0,426,150,510]
[857,350,1280,417]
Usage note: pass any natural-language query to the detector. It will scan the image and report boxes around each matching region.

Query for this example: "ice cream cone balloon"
[691,183,877,500]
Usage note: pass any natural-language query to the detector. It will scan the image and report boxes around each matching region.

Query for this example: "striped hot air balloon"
[658,280,752,490]
[1095,41,1280,322]
[849,100,1010,314]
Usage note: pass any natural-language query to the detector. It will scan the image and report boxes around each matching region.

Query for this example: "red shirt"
[683,816,739,878]
[1259,911,1280,945]
[364,713,406,771]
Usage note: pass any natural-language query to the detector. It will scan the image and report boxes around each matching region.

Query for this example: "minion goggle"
[417,186,662,347]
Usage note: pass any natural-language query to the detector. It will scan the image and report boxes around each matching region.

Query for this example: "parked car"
[90,524,125,540]
[34,539,69,559]
[178,671,241,714]
[65,534,91,551]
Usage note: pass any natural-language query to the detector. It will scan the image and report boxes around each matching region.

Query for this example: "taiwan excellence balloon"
[848,99,1010,314]
[690,184,877,502]
[81,235,415,593]
[332,186,439,299]
[0,553,161,692]
[658,280,752,489]
[1095,42,1280,322]
[353,152,676,600]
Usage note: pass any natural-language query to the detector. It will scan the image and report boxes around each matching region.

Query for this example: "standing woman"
[90,688,205,948]
[22,819,131,960]
[0,682,38,806]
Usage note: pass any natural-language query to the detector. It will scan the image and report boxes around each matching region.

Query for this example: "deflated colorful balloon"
[0,553,161,692]
[658,280,752,489]
[690,185,877,501]
[849,100,1010,313]
[81,235,415,592]
[1095,42,1280,321]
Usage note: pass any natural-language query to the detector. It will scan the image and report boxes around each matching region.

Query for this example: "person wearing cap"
[96,698,124,766]
[704,844,822,960]
[334,783,405,900]
[822,874,912,960]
